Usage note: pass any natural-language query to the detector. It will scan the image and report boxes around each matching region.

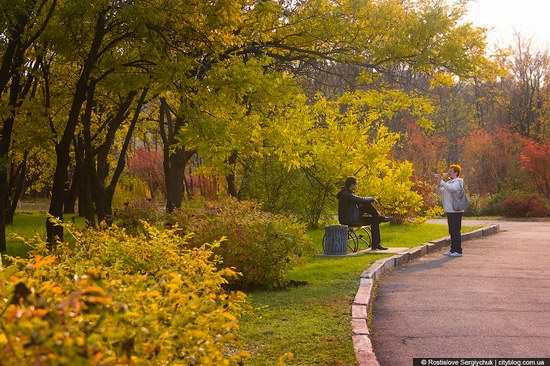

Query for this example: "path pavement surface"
[371,220,550,365]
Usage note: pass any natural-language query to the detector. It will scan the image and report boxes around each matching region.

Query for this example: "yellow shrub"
[0,223,249,365]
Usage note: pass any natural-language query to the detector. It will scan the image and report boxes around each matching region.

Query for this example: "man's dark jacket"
[336,186,374,225]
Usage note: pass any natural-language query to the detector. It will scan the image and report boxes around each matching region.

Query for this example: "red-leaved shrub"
[520,140,550,198]
[501,193,550,217]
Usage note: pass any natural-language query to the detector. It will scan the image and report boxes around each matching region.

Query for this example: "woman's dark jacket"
[336,186,374,225]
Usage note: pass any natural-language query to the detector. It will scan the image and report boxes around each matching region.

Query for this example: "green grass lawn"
[4,212,49,258]
[239,222,480,365]
[4,211,84,258]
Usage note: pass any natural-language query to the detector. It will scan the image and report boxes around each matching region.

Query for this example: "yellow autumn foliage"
[0,222,249,365]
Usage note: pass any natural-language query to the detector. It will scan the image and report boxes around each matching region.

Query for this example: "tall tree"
[505,35,548,139]
[0,0,56,251]
[44,0,155,241]
[82,86,150,225]
[45,2,110,241]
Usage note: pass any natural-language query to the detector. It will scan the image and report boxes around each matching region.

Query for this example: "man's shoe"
[379,216,394,223]
[448,252,462,257]
[371,244,388,250]
[443,251,452,256]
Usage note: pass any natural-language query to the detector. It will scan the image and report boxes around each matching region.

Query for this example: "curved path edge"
[351,224,501,366]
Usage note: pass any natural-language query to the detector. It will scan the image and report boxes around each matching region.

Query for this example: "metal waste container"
[323,225,348,255]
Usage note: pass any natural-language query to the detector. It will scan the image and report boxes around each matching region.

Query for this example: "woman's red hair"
[450,164,462,177]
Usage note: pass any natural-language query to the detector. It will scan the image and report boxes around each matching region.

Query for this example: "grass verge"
[239,222,480,365]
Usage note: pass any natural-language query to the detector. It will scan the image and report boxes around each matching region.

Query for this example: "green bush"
[469,193,506,216]
[170,198,317,289]
[0,223,249,365]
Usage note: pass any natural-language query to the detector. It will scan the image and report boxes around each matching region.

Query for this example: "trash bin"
[323,225,348,255]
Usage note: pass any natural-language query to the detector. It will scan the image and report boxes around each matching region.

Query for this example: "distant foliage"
[127,148,165,198]
[112,175,154,210]
[170,198,316,289]
[462,128,529,195]
[238,156,338,228]
[466,193,504,216]
[399,120,448,179]
[0,223,249,365]
[458,129,550,217]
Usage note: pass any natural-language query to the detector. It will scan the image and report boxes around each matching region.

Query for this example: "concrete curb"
[351,224,501,366]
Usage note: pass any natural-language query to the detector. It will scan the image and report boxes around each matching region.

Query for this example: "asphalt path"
[371,220,550,365]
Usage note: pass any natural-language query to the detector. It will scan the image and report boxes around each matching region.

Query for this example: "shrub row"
[467,192,550,217]
[0,223,249,365]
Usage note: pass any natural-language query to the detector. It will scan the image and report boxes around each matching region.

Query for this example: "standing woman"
[435,164,464,257]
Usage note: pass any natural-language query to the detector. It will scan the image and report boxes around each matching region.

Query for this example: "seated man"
[336,176,392,250]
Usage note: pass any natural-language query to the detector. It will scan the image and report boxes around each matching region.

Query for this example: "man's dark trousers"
[350,202,382,246]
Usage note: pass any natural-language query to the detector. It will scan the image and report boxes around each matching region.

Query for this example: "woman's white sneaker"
[448,252,462,257]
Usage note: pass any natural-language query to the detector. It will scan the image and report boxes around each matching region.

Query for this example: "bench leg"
[348,227,372,252]
[347,231,359,252]
[358,227,372,248]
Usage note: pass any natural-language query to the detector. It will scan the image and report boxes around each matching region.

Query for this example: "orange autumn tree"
[520,140,550,198]
[462,127,529,194]
[398,120,448,179]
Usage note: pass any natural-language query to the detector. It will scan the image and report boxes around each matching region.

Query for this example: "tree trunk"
[88,88,147,224]
[226,150,239,198]
[0,171,7,253]
[226,174,238,198]
[80,162,96,227]
[158,98,196,212]
[47,146,70,244]
[48,80,89,240]
[74,136,94,223]
[0,66,20,253]
[81,82,102,226]
[186,165,194,198]
[78,176,95,226]
[164,148,185,213]
[183,174,191,199]
[0,88,20,251]
[63,165,78,214]
[0,0,54,251]
[164,148,197,212]
[5,156,28,225]
[96,189,115,226]
[94,188,108,224]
